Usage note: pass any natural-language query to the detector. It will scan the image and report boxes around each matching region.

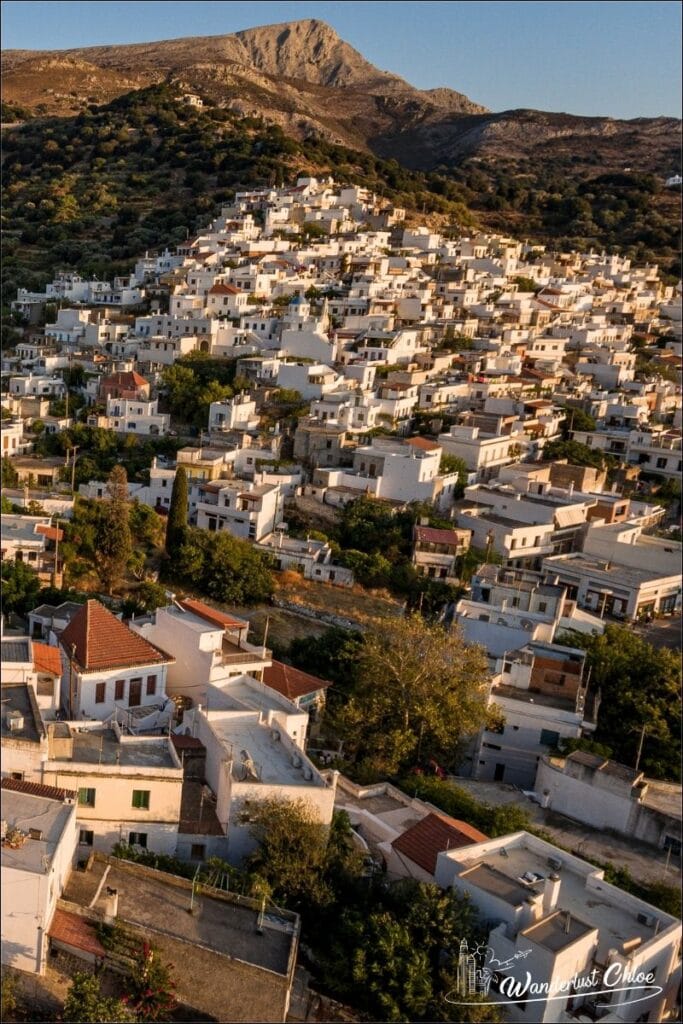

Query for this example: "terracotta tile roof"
[35,525,64,542]
[391,812,488,875]
[49,909,106,958]
[59,600,173,673]
[264,661,330,701]
[406,436,440,452]
[415,525,468,547]
[1,777,76,802]
[32,641,62,677]
[102,370,148,388]
[208,283,241,295]
[179,598,247,631]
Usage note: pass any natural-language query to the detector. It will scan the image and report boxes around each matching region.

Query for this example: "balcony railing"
[221,639,272,665]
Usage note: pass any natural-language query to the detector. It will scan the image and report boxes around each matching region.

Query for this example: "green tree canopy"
[558,625,681,780]
[1,559,41,616]
[330,615,493,778]
[63,972,134,1023]
[542,438,609,470]
[169,527,273,605]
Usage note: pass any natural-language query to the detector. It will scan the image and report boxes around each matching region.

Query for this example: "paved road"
[633,614,682,650]
[450,779,681,887]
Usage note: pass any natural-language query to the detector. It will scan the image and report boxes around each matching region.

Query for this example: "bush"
[396,775,532,837]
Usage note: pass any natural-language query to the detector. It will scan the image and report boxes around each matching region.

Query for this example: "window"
[663,835,682,856]
[79,830,94,846]
[128,832,147,848]
[503,661,512,674]
[11,772,24,781]
[146,674,157,696]
[95,682,106,704]
[483,742,502,750]
[540,729,560,747]
[191,844,206,861]
[115,679,125,701]
[656,457,667,469]
[78,788,96,807]
[538,601,547,613]
[132,790,150,810]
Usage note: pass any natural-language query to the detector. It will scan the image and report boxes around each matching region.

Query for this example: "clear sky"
[2,0,681,119]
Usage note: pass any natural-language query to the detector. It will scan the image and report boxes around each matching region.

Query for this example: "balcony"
[220,637,272,667]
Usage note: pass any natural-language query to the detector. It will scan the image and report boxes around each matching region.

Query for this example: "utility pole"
[634,723,647,773]
[51,516,61,588]
[69,643,77,720]
[69,445,79,494]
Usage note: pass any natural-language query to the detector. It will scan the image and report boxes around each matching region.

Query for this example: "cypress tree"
[96,465,132,594]
[165,465,188,557]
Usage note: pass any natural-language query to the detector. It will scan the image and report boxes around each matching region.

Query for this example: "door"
[494,763,506,782]
[128,678,142,707]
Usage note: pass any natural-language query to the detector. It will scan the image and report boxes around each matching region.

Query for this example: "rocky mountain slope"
[2,19,680,276]
[3,18,679,178]
[1,18,485,148]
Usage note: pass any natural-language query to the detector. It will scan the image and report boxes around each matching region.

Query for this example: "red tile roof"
[101,370,149,388]
[406,436,440,452]
[391,812,488,874]
[35,525,64,542]
[49,909,106,958]
[264,661,330,701]
[60,600,173,673]
[179,598,247,631]
[32,641,62,677]
[415,525,468,547]
[1,777,76,802]
[208,283,241,295]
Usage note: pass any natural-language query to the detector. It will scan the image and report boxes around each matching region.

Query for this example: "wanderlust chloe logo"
[446,939,663,1009]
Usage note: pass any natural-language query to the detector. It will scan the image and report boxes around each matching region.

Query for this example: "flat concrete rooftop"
[1,684,42,744]
[55,728,177,769]
[1,790,73,875]
[215,676,295,716]
[522,908,595,952]
[209,715,322,786]
[544,553,678,586]
[64,860,295,976]
[455,840,662,962]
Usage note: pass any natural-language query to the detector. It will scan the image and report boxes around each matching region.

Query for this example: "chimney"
[520,893,543,930]
[103,888,119,924]
[543,873,561,913]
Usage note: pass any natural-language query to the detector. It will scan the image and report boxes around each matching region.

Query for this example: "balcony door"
[128,678,142,707]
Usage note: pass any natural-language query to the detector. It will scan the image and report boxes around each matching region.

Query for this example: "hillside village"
[1,175,682,1022]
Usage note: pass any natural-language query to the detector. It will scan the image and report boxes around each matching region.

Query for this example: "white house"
[438,424,529,482]
[89,397,170,436]
[41,721,184,856]
[434,830,682,1024]
[58,600,174,721]
[176,702,337,863]
[535,751,682,854]
[1,779,79,975]
[208,394,259,432]
[130,598,272,707]
[195,479,283,541]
